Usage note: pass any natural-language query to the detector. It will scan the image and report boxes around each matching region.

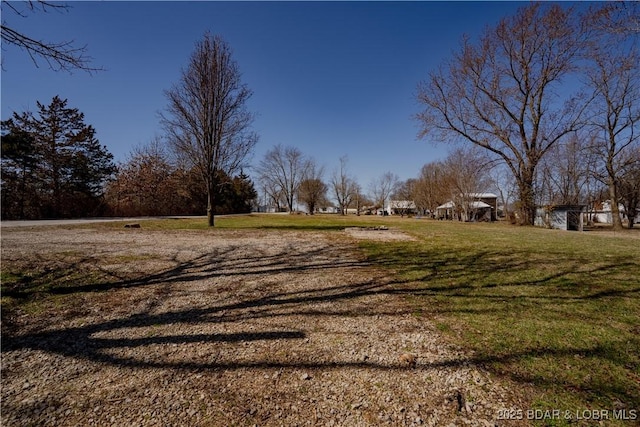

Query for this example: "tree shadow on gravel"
[3,273,638,412]
[3,240,639,412]
[1,243,368,300]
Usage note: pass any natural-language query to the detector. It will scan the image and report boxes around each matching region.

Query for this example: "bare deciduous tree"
[331,156,357,215]
[298,161,327,215]
[260,181,286,212]
[413,160,448,216]
[416,3,587,225]
[537,134,593,206]
[369,172,398,214]
[105,138,181,216]
[390,179,416,217]
[161,33,258,226]
[444,147,494,221]
[351,182,365,216]
[1,1,101,73]
[412,148,496,220]
[583,3,640,230]
[258,145,308,212]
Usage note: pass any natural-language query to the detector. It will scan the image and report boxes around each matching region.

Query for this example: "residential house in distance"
[317,205,340,214]
[436,193,498,222]
[591,200,640,225]
[388,200,417,216]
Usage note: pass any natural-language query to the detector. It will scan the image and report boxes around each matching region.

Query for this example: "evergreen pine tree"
[1,96,116,218]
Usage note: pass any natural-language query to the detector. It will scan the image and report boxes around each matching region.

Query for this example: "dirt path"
[1,227,528,426]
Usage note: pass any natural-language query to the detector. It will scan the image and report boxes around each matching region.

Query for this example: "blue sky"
[1,1,528,190]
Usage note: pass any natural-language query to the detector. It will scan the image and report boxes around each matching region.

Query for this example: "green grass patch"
[0,254,118,325]
[88,213,393,231]
[360,220,640,425]
[215,213,378,230]
[1,264,108,300]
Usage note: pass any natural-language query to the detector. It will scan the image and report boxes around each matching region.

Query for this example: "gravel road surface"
[1,226,529,426]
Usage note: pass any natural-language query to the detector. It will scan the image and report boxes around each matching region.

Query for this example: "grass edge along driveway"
[359,219,639,427]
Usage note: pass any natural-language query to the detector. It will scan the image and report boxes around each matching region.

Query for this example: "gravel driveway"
[1,227,528,426]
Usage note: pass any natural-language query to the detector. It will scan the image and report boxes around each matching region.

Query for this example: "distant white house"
[317,206,340,214]
[387,200,417,216]
[436,193,498,222]
[591,200,640,224]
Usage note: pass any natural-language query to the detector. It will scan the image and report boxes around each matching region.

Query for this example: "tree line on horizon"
[1,2,638,227]
[1,97,257,220]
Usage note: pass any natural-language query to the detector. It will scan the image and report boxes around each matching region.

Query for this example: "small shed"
[535,205,586,231]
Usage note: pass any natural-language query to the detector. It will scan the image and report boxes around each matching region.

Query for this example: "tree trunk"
[517,169,536,226]
[607,178,623,231]
[207,187,215,227]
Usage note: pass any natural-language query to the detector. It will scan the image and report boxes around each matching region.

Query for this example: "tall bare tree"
[298,161,326,215]
[416,3,587,225]
[413,160,448,216]
[351,182,365,216]
[369,172,398,214]
[391,179,416,217]
[1,1,101,73]
[490,164,518,220]
[161,33,258,226]
[257,145,308,212]
[583,3,640,230]
[537,133,593,206]
[331,156,357,215]
[444,147,494,221]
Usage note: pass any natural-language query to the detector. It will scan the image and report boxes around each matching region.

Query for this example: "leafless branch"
[1,1,102,74]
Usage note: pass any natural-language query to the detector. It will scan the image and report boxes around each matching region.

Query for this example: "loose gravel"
[1,226,529,426]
